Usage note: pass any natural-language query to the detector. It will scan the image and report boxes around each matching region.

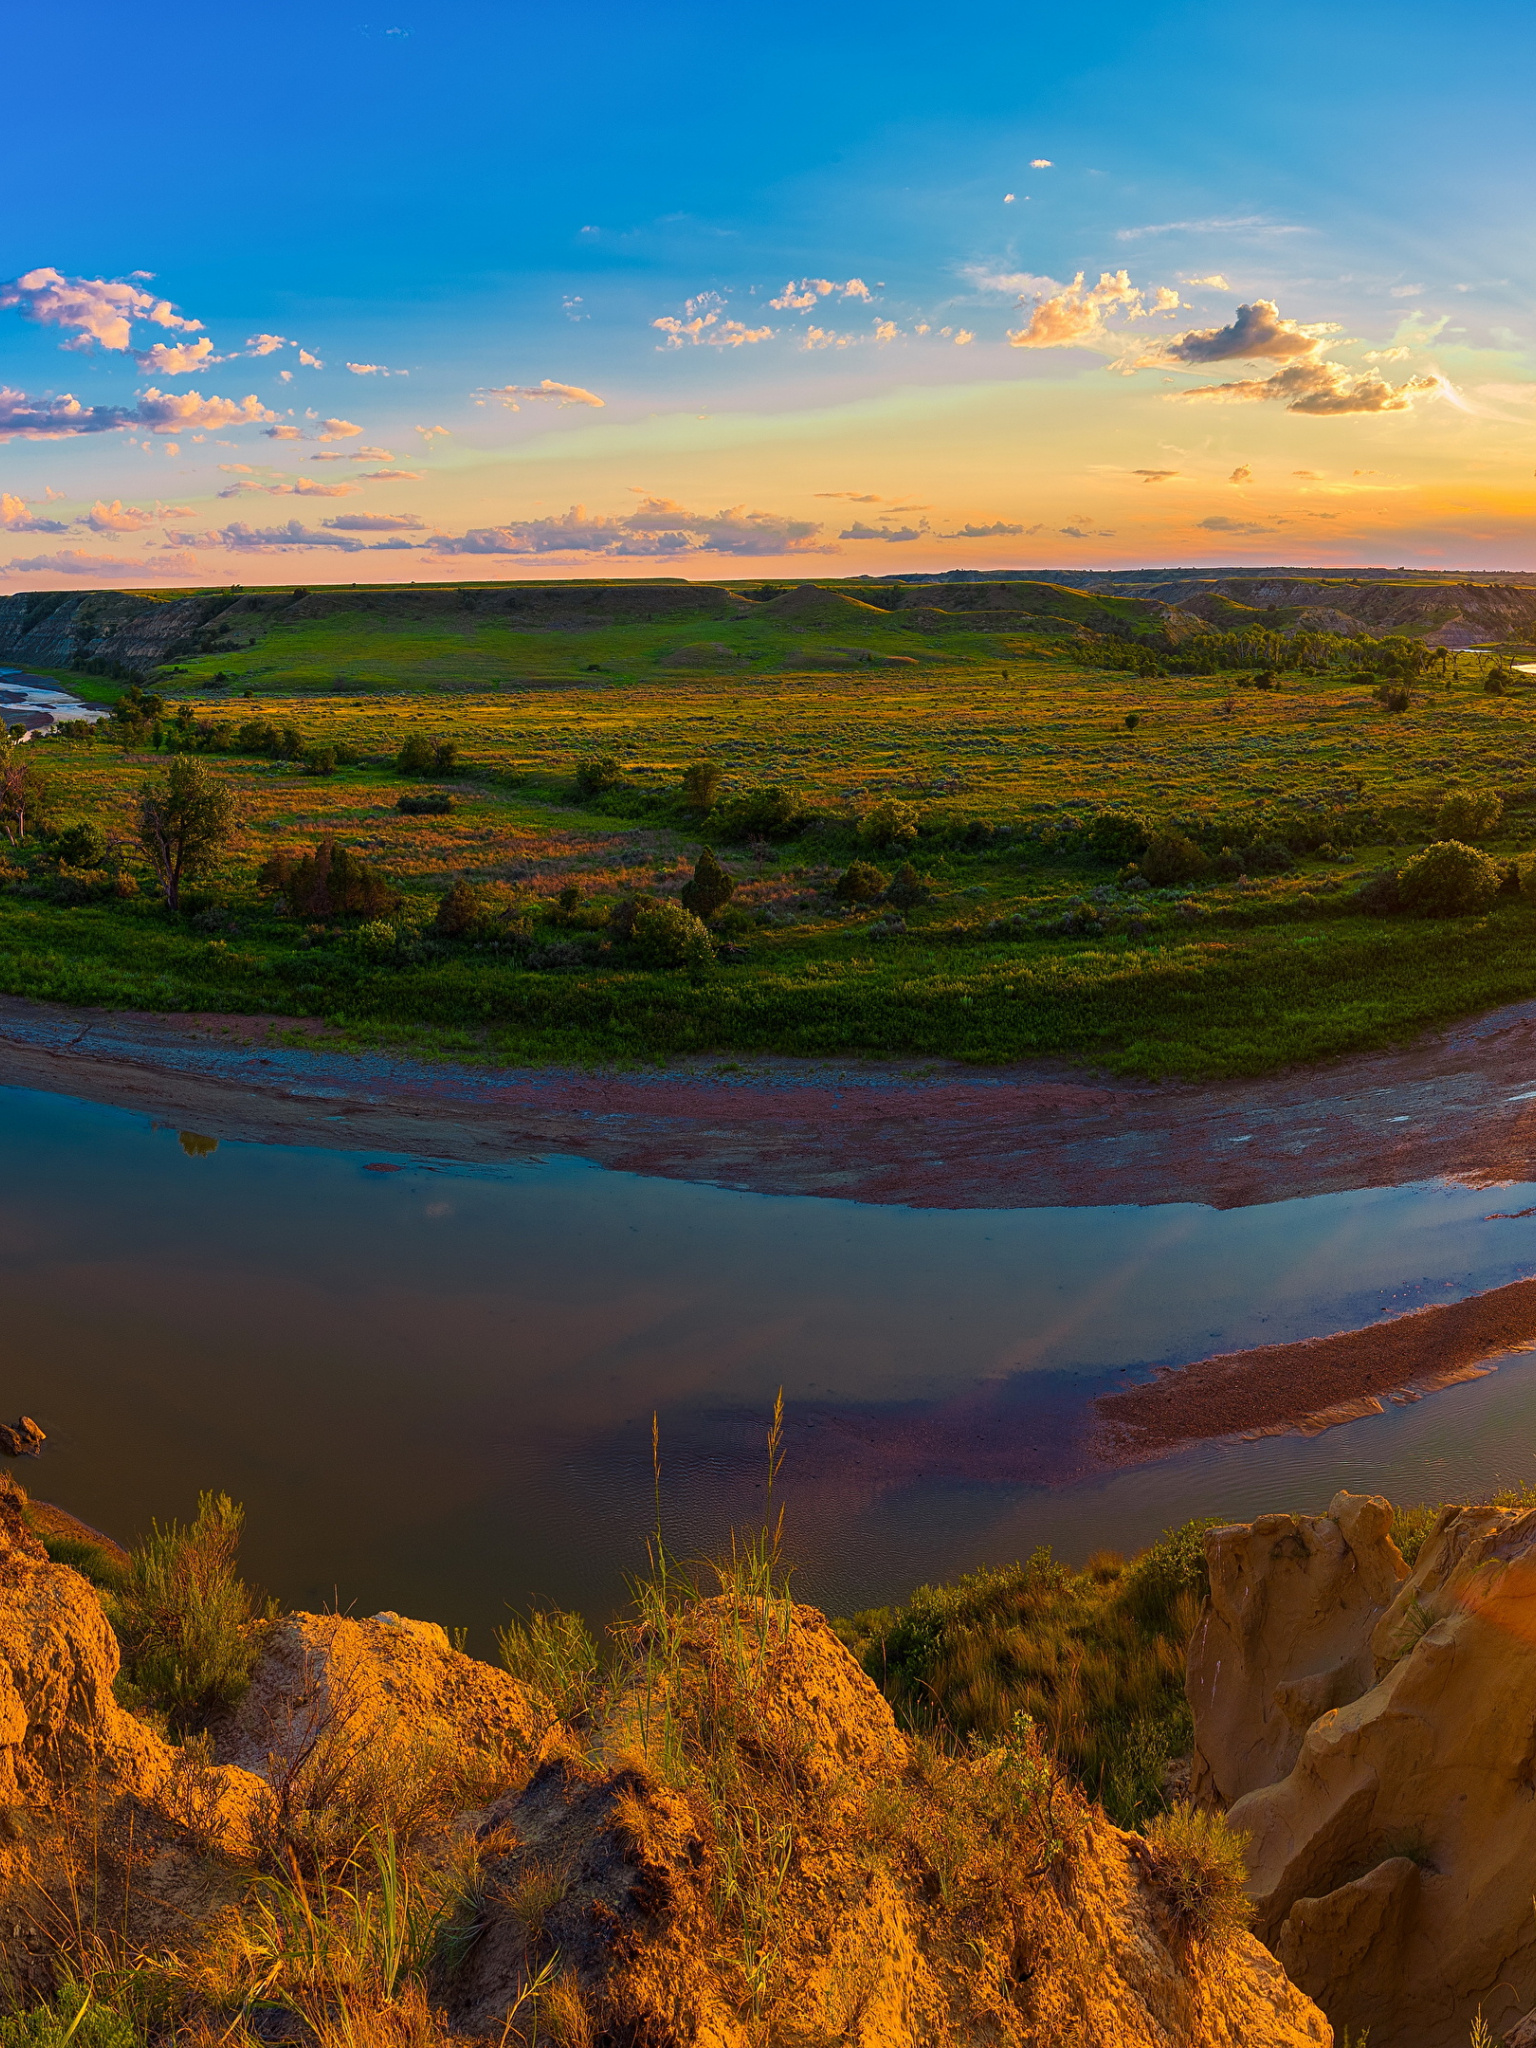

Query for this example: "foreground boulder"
[1191,1493,1536,2046]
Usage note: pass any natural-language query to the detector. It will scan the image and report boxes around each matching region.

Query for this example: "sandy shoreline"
[8,990,1536,1467]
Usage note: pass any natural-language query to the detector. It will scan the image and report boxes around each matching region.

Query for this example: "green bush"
[1140,831,1210,886]
[885,861,931,909]
[834,861,888,903]
[301,744,337,777]
[435,879,480,938]
[1140,1802,1253,1945]
[109,1492,263,1735]
[1397,839,1502,917]
[1087,810,1150,864]
[679,847,735,920]
[0,1984,143,2048]
[50,820,108,868]
[396,792,454,816]
[496,1607,600,1720]
[628,900,714,971]
[573,754,623,798]
[259,837,402,920]
[681,760,723,810]
[395,733,434,775]
[1436,788,1502,840]
[857,799,920,851]
[713,783,807,840]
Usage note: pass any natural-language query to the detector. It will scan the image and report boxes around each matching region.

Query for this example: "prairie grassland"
[14,650,1536,1075]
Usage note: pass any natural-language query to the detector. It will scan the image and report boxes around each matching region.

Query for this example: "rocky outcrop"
[1189,1491,1408,1805]
[1191,1494,1536,2046]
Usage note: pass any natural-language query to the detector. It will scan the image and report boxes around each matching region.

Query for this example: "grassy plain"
[12,622,1536,1077]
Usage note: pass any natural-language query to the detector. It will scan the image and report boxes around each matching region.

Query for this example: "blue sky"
[5,0,1536,584]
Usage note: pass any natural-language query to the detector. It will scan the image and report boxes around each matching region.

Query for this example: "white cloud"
[477,379,605,409]
[134,336,221,376]
[322,512,426,531]
[0,384,276,440]
[0,493,69,535]
[963,266,1061,297]
[1389,284,1424,298]
[245,334,290,356]
[1006,271,1180,350]
[839,520,926,541]
[346,362,407,376]
[1030,158,1053,168]
[425,496,836,559]
[2,548,140,575]
[0,268,202,351]
[1116,216,1304,240]
[1182,274,1232,291]
[84,499,156,532]
[298,349,323,368]
[653,312,774,347]
[768,278,871,310]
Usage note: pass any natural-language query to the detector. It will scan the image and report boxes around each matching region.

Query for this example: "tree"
[679,848,735,920]
[258,836,402,919]
[681,760,723,810]
[137,757,235,910]
[0,739,51,845]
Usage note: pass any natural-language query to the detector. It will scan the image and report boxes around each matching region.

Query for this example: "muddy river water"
[11,1079,1536,1644]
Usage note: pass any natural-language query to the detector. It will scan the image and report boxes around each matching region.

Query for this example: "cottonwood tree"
[0,738,51,844]
[138,756,236,910]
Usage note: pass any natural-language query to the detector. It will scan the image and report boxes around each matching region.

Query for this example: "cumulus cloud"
[1031,158,1053,168]
[1006,271,1180,349]
[1181,359,1443,414]
[245,334,290,356]
[1182,274,1232,291]
[355,469,422,481]
[321,512,425,531]
[214,520,372,552]
[0,268,201,352]
[840,521,926,541]
[935,521,1026,538]
[424,496,835,559]
[2,548,140,575]
[415,424,450,442]
[0,493,70,535]
[0,384,275,441]
[349,445,394,459]
[298,350,324,368]
[653,312,773,347]
[218,475,361,499]
[134,336,221,376]
[477,379,604,409]
[769,278,871,310]
[952,329,975,345]
[1154,299,1335,366]
[316,417,361,440]
[84,500,156,532]
[263,425,303,440]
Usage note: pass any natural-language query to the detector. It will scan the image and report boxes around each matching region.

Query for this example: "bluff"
[1190,1490,1536,2047]
[0,1476,1326,2047]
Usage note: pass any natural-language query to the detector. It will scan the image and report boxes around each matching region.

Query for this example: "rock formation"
[1191,1491,1536,2047]
[0,1476,1329,2045]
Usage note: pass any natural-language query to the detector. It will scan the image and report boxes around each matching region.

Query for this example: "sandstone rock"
[1203,1499,1536,2046]
[1189,1490,1407,1806]
[0,1415,45,1457]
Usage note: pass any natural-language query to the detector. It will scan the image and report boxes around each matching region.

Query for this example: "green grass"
[14,642,1536,1076]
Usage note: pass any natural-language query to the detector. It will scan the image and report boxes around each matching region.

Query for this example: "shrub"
[1140,1803,1253,1946]
[259,837,403,919]
[1354,866,1404,915]
[629,900,714,971]
[396,792,454,815]
[1397,839,1502,917]
[713,783,807,840]
[1245,839,1295,873]
[0,1983,143,2048]
[1485,666,1513,695]
[1087,810,1149,864]
[434,879,480,938]
[681,759,723,810]
[301,744,337,776]
[1140,831,1210,886]
[573,754,624,798]
[885,861,932,909]
[1376,682,1411,712]
[1436,787,1503,840]
[496,1607,600,1721]
[1517,852,1536,905]
[679,847,735,919]
[834,861,888,903]
[432,739,459,775]
[395,733,435,776]
[353,919,399,959]
[858,799,920,850]
[50,820,107,867]
[109,1491,263,1734]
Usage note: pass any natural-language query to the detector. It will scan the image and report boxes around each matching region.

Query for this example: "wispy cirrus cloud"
[356,469,423,481]
[2,548,142,575]
[477,379,604,409]
[0,268,202,351]
[346,361,407,376]
[217,474,361,499]
[1116,216,1305,240]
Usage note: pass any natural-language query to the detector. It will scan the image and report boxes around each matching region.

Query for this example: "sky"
[5,0,1536,589]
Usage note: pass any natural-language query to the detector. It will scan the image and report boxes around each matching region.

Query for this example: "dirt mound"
[756,583,893,627]
[453,1593,1328,2045]
[1193,1493,1536,2045]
